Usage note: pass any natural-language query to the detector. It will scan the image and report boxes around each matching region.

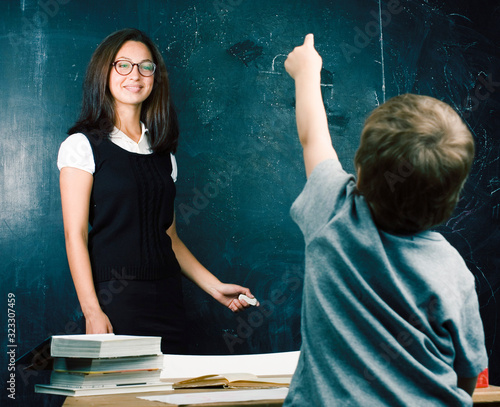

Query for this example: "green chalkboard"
[1,1,499,406]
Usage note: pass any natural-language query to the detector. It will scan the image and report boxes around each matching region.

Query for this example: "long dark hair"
[68,28,179,154]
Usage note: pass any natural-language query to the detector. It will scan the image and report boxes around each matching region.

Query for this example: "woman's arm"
[60,167,113,333]
[167,215,257,312]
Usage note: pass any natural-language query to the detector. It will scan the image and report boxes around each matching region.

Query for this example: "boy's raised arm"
[285,34,338,177]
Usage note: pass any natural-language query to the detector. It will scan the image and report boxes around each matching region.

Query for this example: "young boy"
[283,34,487,406]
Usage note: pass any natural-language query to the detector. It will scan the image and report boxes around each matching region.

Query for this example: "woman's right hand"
[84,308,114,334]
[61,167,113,335]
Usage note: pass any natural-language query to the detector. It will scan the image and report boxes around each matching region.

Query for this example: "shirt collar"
[110,122,151,151]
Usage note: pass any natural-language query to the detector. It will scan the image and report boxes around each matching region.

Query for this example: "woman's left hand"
[211,283,259,312]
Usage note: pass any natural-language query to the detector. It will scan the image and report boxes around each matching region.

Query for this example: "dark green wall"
[1,0,499,405]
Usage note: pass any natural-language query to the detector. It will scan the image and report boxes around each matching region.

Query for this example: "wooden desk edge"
[473,385,500,403]
[62,386,286,407]
[62,384,500,406]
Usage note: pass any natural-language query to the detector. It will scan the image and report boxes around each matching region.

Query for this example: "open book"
[172,373,291,389]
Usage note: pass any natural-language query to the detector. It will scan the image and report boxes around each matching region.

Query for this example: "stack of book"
[35,334,172,396]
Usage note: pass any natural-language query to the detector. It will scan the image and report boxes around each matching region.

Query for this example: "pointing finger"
[304,33,314,47]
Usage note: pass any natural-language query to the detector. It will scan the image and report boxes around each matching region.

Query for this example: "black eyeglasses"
[111,60,156,77]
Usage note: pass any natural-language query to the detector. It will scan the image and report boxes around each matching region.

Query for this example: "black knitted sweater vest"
[85,134,180,282]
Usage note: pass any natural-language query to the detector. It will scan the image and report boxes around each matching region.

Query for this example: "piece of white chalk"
[239,294,258,306]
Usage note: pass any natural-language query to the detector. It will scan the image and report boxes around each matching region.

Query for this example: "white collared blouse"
[57,122,178,182]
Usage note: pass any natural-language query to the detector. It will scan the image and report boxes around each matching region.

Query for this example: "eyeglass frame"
[110,60,157,77]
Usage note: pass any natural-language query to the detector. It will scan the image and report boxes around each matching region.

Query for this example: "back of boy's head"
[354,93,474,234]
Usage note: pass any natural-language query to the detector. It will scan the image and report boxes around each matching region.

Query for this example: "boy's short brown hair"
[354,94,474,234]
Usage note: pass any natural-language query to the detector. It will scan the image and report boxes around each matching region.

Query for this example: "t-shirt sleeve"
[57,133,95,174]
[290,159,355,242]
[170,153,178,183]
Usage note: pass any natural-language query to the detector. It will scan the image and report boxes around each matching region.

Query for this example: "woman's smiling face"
[109,41,155,110]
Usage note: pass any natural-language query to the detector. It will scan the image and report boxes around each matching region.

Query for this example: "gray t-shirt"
[284,159,487,407]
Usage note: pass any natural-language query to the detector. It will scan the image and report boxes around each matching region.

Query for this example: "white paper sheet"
[140,387,289,405]
[161,351,299,380]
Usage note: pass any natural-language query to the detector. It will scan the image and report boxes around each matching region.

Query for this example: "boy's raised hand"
[285,34,322,81]
[285,34,338,177]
